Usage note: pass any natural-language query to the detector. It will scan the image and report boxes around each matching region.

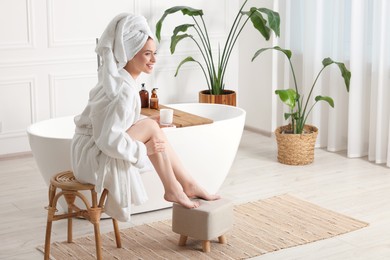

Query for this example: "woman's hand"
[145,138,165,155]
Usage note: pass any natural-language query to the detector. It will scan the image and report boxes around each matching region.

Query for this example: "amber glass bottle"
[139,83,149,108]
[150,88,159,109]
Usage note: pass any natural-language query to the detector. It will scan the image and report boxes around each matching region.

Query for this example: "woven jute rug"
[39,194,368,259]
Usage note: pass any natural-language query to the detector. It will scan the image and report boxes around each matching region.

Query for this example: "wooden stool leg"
[178,235,187,246]
[64,193,76,243]
[93,222,103,260]
[44,184,57,260]
[202,240,211,253]
[218,234,227,244]
[44,219,53,260]
[90,209,103,260]
[99,189,122,249]
[67,205,73,243]
[112,219,122,248]
[90,190,103,260]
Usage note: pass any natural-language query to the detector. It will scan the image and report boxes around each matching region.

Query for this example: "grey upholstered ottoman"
[172,198,233,252]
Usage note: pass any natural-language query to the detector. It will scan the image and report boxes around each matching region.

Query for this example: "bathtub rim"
[26,103,246,137]
[26,116,75,140]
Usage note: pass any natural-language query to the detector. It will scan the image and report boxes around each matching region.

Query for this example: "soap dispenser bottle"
[139,83,149,108]
[150,88,159,110]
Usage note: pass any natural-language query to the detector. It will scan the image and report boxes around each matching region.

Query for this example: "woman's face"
[125,38,157,79]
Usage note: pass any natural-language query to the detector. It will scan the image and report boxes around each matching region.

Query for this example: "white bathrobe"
[70,13,155,222]
[71,69,149,222]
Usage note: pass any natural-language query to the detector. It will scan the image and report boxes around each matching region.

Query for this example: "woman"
[71,13,219,222]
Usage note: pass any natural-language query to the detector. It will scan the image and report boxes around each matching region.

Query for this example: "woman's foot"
[164,189,200,208]
[183,183,220,201]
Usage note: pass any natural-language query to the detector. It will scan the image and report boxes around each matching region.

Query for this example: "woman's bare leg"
[162,136,220,200]
[127,119,219,207]
[127,119,204,208]
[147,151,199,208]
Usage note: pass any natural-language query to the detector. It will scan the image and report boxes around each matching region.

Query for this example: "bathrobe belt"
[75,126,93,136]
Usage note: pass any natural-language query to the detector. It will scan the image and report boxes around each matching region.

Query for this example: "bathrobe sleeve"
[90,84,147,168]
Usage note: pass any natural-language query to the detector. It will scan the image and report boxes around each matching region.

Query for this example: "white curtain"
[275,0,390,167]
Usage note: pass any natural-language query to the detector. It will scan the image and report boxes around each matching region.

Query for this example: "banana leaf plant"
[252,46,351,134]
[156,0,280,95]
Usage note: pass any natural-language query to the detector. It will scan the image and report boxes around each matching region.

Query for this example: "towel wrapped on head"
[95,13,155,99]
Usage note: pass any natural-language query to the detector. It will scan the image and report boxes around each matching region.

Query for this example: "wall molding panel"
[0,77,36,138]
[0,57,96,69]
[46,0,137,48]
[49,73,97,118]
[0,0,34,49]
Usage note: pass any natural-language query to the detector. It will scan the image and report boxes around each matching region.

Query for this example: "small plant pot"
[274,124,318,165]
[199,90,236,106]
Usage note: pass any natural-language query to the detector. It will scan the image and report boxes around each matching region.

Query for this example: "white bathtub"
[27,103,246,214]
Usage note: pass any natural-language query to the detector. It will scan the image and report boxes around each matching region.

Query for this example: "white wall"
[0,0,241,155]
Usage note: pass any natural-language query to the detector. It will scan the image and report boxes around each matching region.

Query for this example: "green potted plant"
[155,0,280,105]
[252,46,351,165]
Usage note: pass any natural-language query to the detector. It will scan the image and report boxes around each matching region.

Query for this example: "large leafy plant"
[252,46,351,134]
[156,0,280,95]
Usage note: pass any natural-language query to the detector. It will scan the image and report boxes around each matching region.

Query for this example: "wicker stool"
[44,170,121,260]
[172,198,233,252]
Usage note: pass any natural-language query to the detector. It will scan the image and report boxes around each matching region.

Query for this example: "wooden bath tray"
[141,105,213,128]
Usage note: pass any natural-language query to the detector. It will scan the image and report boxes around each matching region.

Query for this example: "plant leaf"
[243,7,270,40]
[180,6,203,16]
[251,48,270,61]
[170,34,193,54]
[170,24,195,53]
[284,113,292,120]
[174,56,197,77]
[173,24,195,36]
[251,48,271,61]
[275,89,297,110]
[292,112,300,120]
[252,46,292,62]
[315,95,334,108]
[335,62,351,92]
[156,6,203,42]
[322,58,351,92]
[273,46,292,59]
[322,57,334,67]
[242,7,280,40]
[257,8,281,37]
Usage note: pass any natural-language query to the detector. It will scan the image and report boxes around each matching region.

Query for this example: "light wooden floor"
[1,130,390,260]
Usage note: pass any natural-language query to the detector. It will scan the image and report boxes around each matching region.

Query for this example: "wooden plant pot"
[199,90,236,106]
[274,124,319,165]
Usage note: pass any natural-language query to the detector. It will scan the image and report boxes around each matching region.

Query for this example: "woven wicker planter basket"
[275,124,319,165]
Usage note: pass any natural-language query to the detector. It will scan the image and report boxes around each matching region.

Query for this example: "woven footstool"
[172,198,233,252]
